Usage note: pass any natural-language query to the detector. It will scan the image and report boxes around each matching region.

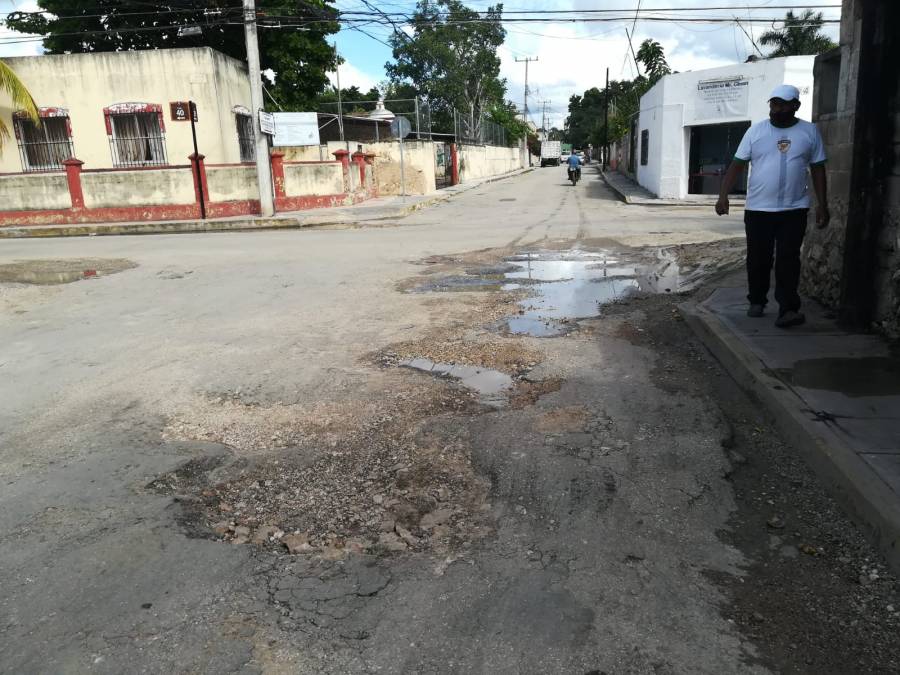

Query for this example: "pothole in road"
[400,357,513,408]
[0,258,137,285]
[499,248,712,337]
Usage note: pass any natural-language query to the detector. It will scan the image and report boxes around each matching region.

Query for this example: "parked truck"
[540,140,561,167]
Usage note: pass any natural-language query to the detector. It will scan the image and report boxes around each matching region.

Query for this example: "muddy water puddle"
[400,357,513,407]
[501,248,707,337]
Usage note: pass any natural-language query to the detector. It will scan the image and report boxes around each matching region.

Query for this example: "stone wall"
[801,0,900,339]
[874,116,900,338]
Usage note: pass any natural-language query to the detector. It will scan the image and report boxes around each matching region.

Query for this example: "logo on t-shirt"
[777,138,792,154]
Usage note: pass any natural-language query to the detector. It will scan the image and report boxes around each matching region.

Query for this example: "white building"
[635,56,815,199]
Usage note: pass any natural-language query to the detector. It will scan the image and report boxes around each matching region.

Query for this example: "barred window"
[104,103,168,168]
[15,109,74,172]
[236,113,255,162]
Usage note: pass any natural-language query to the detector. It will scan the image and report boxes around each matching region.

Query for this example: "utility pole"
[604,67,610,170]
[515,56,538,167]
[334,44,345,145]
[515,56,538,125]
[540,99,551,141]
[243,0,274,216]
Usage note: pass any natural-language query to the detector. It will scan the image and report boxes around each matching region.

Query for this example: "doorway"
[688,121,750,195]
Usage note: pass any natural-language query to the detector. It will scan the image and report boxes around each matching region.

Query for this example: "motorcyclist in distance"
[566,152,581,183]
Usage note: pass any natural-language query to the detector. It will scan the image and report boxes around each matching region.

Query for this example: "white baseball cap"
[769,84,800,102]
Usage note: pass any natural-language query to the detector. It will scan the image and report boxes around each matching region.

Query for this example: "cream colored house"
[0,47,254,174]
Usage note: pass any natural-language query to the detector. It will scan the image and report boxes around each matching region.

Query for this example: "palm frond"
[0,60,39,143]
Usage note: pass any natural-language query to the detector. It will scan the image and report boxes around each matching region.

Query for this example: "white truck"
[540,140,561,167]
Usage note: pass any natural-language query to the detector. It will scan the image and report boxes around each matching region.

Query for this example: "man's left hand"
[816,206,831,229]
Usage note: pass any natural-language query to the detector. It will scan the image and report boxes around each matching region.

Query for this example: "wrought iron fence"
[17,138,75,172]
[236,114,256,162]
[107,112,168,168]
[109,134,168,168]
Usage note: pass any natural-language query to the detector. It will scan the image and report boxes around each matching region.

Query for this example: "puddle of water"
[778,357,900,397]
[400,357,513,407]
[499,248,707,336]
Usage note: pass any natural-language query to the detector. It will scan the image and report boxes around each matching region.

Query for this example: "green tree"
[0,60,39,150]
[636,39,671,84]
[386,0,507,137]
[316,86,382,114]
[759,10,837,56]
[5,1,340,110]
[487,100,529,143]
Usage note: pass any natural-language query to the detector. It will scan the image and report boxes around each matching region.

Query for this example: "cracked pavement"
[2,168,898,673]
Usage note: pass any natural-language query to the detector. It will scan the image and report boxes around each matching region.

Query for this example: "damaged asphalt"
[1,167,898,673]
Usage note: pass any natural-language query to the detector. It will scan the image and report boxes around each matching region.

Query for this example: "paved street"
[1,167,898,674]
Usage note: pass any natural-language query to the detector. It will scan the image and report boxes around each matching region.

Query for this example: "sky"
[1,0,842,127]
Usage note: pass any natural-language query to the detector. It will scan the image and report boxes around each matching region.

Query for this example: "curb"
[599,169,747,208]
[599,169,634,204]
[680,299,900,574]
[0,168,534,239]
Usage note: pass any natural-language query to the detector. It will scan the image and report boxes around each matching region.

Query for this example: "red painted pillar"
[270,151,286,201]
[364,152,377,196]
[450,143,459,186]
[351,151,367,191]
[188,153,209,206]
[333,149,351,193]
[62,158,85,209]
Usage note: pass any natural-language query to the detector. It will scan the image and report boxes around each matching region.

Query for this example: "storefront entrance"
[688,121,750,195]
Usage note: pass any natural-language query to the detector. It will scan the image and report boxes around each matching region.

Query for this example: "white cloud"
[453,0,840,127]
[327,60,380,94]
[0,0,44,58]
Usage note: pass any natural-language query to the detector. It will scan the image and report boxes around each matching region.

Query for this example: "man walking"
[715,84,829,328]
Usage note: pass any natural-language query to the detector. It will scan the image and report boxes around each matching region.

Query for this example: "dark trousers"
[744,209,808,315]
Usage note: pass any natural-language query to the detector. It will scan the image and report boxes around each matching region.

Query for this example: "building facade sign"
[272,112,319,146]
[170,101,198,122]
[696,76,750,119]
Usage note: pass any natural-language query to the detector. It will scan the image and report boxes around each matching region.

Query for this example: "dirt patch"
[0,258,137,285]
[374,336,542,377]
[158,372,494,559]
[509,377,564,409]
[532,406,591,433]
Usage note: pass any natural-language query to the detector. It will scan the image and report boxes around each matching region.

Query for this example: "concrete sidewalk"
[0,168,532,239]
[601,168,746,208]
[682,286,900,573]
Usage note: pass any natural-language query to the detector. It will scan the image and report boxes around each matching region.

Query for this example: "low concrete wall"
[206,165,256,202]
[82,168,195,209]
[0,173,70,210]
[284,163,344,196]
[457,144,521,182]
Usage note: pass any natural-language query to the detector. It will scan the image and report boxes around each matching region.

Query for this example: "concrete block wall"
[1,173,70,210]
[457,144,521,182]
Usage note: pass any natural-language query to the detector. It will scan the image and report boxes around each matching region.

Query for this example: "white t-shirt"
[734,119,826,211]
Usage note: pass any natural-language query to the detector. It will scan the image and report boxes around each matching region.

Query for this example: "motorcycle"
[567,166,581,186]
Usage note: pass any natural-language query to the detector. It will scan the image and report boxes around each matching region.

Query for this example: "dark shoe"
[747,304,765,318]
[775,310,806,328]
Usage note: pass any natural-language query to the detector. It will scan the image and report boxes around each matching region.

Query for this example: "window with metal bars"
[106,107,168,168]
[236,113,255,162]
[15,115,73,172]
